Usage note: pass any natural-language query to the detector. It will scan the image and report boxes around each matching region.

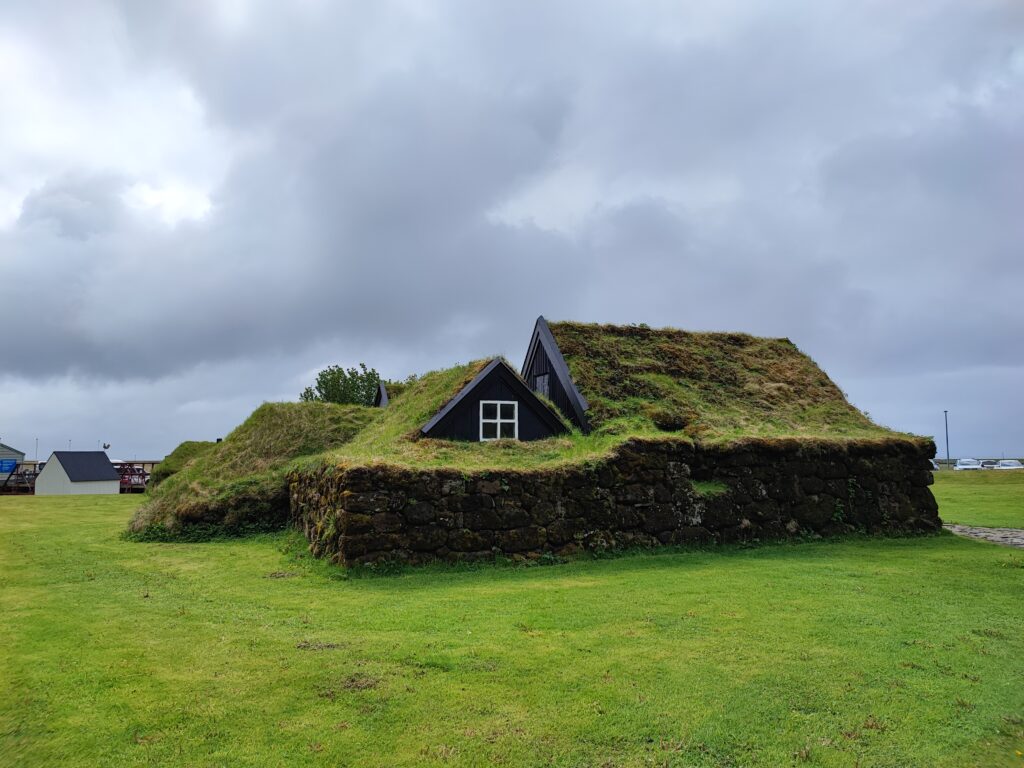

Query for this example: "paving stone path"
[944,524,1024,549]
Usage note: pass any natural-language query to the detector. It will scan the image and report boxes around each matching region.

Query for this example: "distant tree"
[300,363,380,406]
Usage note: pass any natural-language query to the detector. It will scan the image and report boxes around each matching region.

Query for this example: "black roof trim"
[420,358,568,437]
[50,451,120,482]
[521,316,590,431]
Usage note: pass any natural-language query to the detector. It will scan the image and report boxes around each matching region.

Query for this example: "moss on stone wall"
[290,436,940,566]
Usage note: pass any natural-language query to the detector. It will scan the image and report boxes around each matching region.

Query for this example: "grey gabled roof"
[522,316,590,430]
[0,442,26,457]
[51,451,120,482]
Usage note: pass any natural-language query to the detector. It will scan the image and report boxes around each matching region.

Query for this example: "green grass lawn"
[933,470,1024,528]
[2,495,1022,767]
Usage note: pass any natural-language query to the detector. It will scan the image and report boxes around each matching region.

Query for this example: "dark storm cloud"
[1,0,1022,457]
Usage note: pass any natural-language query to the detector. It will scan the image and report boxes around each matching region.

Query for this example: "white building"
[0,442,25,487]
[35,451,120,496]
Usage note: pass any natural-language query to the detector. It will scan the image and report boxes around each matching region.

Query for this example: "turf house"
[131,317,940,565]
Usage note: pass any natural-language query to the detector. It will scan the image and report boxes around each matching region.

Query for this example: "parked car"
[929,459,940,471]
[980,460,998,469]
[954,458,983,471]
[994,459,1024,471]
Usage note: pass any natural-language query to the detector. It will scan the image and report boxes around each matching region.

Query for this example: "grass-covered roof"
[148,440,217,488]
[129,401,378,537]
[317,322,913,471]
[324,359,606,470]
[547,320,898,442]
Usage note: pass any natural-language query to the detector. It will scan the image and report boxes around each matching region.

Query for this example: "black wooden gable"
[373,382,389,407]
[521,316,590,433]
[421,359,568,442]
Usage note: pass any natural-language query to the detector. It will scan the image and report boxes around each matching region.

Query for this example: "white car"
[954,458,983,471]
[994,459,1024,471]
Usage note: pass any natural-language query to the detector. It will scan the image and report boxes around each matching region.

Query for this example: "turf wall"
[289,438,940,566]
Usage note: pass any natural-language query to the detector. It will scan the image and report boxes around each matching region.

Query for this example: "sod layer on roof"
[546,321,900,442]
[148,440,217,488]
[323,359,612,471]
[319,327,917,472]
[128,401,378,537]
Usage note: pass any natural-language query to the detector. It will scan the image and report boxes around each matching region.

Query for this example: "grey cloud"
[816,100,1024,376]
[1,0,1022,458]
[17,174,127,240]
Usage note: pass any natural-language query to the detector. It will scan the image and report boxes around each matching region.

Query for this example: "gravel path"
[944,524,1024,549]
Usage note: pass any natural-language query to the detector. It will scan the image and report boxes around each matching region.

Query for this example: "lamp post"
[943,410,950,471]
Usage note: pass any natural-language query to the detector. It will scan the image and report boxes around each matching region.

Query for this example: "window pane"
[500,422,516,439]
[482,403,497,419]
[536,374,549,397]
[500,402,516,419]
[482,422,498,439]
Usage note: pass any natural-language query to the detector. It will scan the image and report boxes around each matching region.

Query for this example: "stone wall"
[288,438,939,566]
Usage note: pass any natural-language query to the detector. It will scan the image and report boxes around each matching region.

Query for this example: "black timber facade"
[421,359,568,442]
[521,316,590,433]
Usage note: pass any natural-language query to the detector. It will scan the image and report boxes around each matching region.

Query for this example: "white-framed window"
[480,400,518,441]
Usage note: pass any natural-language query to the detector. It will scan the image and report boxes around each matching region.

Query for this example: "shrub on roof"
[127,401,378,540]
[300,363,381,406]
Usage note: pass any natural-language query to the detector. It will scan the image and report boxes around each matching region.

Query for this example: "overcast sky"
[1,0,1022,461]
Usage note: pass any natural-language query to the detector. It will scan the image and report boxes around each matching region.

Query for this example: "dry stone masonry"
[289,438,940,566]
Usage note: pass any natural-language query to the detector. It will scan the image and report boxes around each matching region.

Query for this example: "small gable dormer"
[521,316,590,433]
[420,359,568,442]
